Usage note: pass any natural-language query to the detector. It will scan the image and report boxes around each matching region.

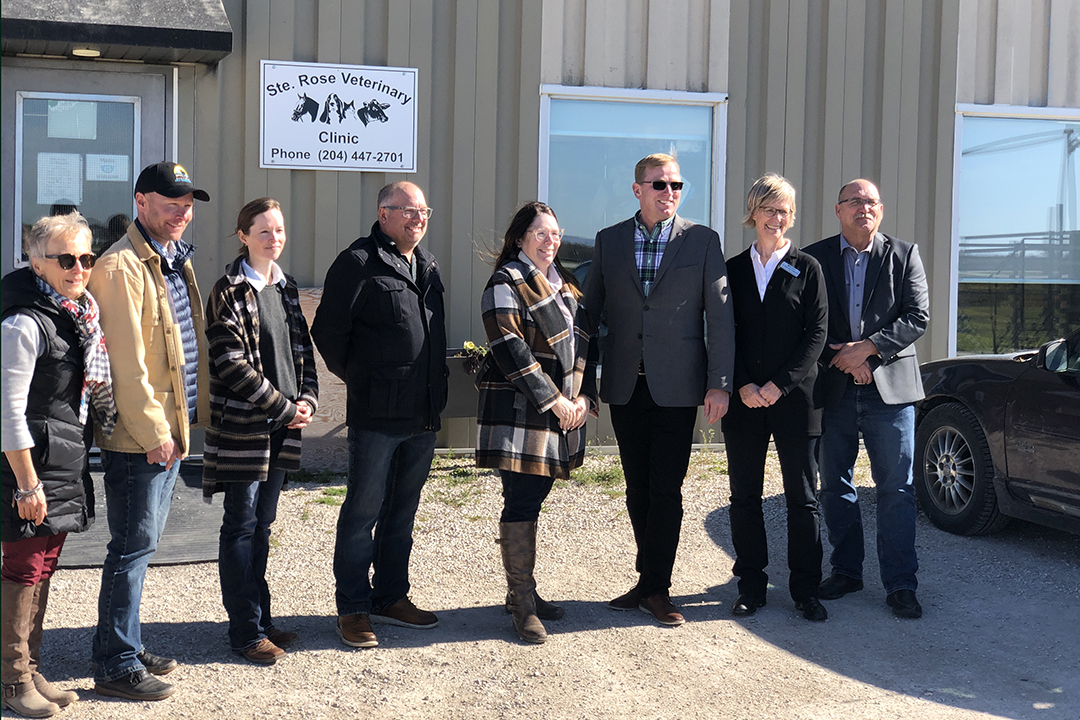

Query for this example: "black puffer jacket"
[311,223,448,434]
[1,268,93,542]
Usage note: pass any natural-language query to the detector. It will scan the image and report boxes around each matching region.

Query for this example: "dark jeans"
[499,470,555,523]
[219,468,286,651]
[333,427,436,616]
[818,381,918,593]
[608,375,698,597]
[725,423,823,602]
[92,450,178,682]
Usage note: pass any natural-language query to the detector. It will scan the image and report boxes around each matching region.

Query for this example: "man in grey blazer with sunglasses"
[583,152,735,626]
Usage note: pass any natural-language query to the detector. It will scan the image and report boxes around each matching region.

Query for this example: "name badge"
[780,261,800,277]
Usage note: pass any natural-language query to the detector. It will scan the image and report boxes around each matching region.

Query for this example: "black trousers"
[724,417,823,602]
[499,470,555,523]
[609,375,698,597]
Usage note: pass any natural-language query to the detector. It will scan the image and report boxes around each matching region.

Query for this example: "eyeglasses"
[382,206,433,220]
[758,207,792,219]
[527,229,564,242]
[45,253,97,270]
[641,180,684,192]
[839,197,881,209]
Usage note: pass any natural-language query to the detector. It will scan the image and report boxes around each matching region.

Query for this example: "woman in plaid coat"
[203,198,318,665]
[476,202,597,643]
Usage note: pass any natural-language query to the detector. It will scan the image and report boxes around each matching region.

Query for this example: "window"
[15,92,140,263]
[953,106,1080,354]
[539,86,727,275]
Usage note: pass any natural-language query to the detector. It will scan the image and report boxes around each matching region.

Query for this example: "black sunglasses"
[643,180,684,191]
[46,253,97,270]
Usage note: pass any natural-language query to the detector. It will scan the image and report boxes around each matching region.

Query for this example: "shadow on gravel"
[701,493,1080,720]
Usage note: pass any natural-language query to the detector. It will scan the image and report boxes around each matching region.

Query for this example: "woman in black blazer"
[721,173,829,621]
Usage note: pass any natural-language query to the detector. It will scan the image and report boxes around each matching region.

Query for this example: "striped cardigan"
[202,257,319,493]
[476,257,597,479]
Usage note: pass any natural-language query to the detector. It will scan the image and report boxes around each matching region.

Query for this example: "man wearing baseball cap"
[88,162,210,701]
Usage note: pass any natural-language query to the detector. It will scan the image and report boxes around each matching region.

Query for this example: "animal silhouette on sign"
[292,93,319,123]
[340,99,357,121]
[320,93,347,124]
[357,99,391,126]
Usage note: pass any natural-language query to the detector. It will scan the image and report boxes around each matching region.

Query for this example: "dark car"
[914,328,1080,535]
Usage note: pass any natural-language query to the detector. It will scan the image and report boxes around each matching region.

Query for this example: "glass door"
[1,62,166,273]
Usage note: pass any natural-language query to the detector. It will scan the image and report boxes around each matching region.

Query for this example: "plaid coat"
[476,257,597,479]
[202,257,319,493]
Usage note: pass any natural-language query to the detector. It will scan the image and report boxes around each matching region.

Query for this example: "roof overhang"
[1,0,233,64]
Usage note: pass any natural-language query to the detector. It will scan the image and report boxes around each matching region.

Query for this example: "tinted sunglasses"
[46,253,97,270]
[644,180,684,191]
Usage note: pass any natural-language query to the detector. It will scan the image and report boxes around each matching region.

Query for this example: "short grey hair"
[377,181,419,208]
[25,211,92,259]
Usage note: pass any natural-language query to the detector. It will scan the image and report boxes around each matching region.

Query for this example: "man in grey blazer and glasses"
[804,178,930,619]
[583,153,735,626]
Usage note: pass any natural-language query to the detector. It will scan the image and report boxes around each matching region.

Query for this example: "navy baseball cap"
[134,162,210,202]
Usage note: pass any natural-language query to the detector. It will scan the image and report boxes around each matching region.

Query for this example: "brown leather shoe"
[638,593,685,626]
[265,627,298,647]
[370,597,438,629]
[240,638,285,665]
[607,586,642,611]
[336,614,378,648]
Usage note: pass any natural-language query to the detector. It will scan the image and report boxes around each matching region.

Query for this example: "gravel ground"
[27,449,1080,720]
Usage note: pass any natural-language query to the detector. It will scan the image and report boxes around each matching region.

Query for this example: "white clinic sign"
[260,60,418,172]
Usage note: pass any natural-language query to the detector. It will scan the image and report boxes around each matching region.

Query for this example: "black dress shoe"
[794,597,828,621]
[136,650,178,676]
[95,669,175,701]
[818,574,863,600]
[731,594,766,616]
[886,589,923,619]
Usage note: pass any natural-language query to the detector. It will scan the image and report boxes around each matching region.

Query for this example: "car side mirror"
[1038,339,1067,373]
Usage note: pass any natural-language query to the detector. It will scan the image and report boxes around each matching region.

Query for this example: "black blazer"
[803,232,929,407]
[721,244,827,436]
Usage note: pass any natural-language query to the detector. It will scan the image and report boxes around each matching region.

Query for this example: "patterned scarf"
[35,275,119,436]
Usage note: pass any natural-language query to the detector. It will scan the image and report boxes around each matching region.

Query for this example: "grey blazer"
[583,215,735,407]
[803,232,930,407]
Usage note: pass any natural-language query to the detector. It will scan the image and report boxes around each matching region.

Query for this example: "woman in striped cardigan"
[476,202,597,643]
[203,198,318,665]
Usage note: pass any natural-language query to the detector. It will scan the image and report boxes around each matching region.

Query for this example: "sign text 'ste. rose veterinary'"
[260,60,418,172]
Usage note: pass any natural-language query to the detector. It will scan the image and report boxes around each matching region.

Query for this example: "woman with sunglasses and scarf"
[203,198,318,666]
[2,212,117,717]
[475,202,597,644]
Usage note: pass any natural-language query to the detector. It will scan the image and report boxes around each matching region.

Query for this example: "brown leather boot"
[27,579,76,707]
[499,522,547,644]
[2,579,60,718]
[500,522,565,620]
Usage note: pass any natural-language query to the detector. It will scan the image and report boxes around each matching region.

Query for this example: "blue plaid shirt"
[633,212,674,297]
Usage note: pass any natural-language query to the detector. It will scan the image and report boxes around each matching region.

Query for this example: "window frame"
[538,84,729,245]
[13,90,142,268]
[950,103,1080,356]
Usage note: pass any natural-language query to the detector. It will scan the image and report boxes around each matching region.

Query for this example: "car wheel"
[914,402,1009,535]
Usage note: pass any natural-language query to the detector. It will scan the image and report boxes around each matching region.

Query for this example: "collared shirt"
[633,211,674,297]
[240,258,286,292]
[750,240,791,301]
[840,233,876,341]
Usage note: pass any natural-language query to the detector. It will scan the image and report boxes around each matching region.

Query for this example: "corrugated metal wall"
[182,0,545,349]
[178,0,1078,368]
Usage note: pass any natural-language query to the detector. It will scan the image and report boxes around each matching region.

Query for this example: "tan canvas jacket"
[87,224,209,456]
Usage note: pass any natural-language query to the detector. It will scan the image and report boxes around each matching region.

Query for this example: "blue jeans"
[333,428,436,616]
[219,469,286,651]
[818,381,919,594]
[499,470,555,523]
[92,450,179,681]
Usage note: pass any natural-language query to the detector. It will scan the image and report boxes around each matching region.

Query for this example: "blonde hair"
[26,211,92,258]
[634,153,679,183]
[742,173,796,228]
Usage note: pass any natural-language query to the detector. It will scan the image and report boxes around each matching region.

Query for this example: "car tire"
[914,402,1009,535]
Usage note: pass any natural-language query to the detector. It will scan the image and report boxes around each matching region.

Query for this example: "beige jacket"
[87,224,209,456]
